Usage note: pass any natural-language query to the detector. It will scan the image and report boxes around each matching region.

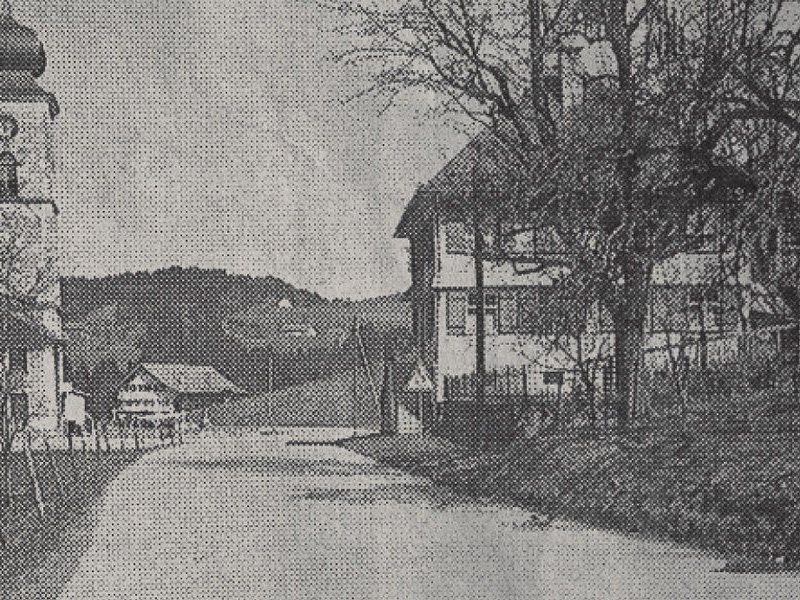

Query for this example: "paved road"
[58,428,799,600]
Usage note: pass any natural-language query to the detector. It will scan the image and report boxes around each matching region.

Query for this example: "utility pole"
[351,314,358,438]
[355,317,380,415]
[471,158,486,407]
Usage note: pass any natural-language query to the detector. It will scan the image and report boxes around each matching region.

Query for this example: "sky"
[16,0,469,298]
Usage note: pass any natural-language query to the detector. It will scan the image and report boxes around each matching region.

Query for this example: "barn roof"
[137,363,246,395]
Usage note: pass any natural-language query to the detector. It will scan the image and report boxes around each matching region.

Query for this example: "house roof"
[0,310,64,347]
[395,120,526,239]
[136,363,246,395]
[395,56,754,241]
[394,40,621,240]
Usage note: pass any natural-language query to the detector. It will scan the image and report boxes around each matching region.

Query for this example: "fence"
[0,422,185,555]
[438,329,799,442]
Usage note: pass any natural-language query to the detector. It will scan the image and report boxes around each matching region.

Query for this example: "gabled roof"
[395,117,528,239]
[134,363,246,395]
[394,39,621,240]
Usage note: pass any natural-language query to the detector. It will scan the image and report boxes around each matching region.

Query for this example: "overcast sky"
[18,0,467,298]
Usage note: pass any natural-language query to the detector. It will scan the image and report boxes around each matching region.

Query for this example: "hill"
[208,364,383,429]
[61,267,412,418]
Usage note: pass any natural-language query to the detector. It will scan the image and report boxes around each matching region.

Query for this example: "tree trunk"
[605,1,646,429]
[528,0,542,94]
[1,396,9,508]
[613,266,648,428]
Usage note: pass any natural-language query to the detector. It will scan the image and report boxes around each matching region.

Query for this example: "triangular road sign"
[405,360,434,392]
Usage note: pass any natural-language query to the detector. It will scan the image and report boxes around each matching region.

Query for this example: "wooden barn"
[115,363,245,424]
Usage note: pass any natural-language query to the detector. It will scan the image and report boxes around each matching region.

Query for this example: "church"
[0,3,66,432]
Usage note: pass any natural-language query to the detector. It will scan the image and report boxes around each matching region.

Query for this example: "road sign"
[405,360,434,393]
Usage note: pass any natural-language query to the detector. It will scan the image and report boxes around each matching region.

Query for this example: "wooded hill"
[61,267,412,417]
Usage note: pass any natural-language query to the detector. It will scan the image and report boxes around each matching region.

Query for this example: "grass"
[341,389,800,567]
[209,365,383,429]
[0,448,144,599]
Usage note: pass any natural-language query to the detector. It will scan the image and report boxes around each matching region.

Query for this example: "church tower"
[0,2,64,432]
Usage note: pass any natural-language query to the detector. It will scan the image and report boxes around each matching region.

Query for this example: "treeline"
[62,266,323,322]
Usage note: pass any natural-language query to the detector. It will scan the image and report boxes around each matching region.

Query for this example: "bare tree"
[332,0,800,426]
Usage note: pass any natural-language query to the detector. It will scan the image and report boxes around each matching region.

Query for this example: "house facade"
[395,34,763,408]
[0,7,66,432]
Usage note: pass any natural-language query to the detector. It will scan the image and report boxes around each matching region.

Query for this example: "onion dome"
[0,2,45,77]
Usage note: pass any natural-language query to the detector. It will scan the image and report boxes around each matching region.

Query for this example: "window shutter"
[720,287,738,330]
[650,287,667,331]
[498,292,518,333]
[672,287,690,330]
[518,288,538,333]
[447,291,467,334]
[9,348,27,373]
[599,301,614,331]
[539,288,558,335]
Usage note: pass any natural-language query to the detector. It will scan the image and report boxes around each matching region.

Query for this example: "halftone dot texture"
[1,0,800,599]
[18,0,471,299]
[4,431,800,599]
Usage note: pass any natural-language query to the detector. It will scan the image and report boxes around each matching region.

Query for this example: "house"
[115,363,246,425]
[394,27,777,415]
[282,322,318,338]
[0,6,67,432]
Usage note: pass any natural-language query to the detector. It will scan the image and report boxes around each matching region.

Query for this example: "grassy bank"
[341,422,800,567]
[1,449,143,598]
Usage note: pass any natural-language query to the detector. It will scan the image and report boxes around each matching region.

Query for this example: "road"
[58,428,799,600]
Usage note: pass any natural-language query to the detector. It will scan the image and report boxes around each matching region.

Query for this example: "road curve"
[58,428,799,600]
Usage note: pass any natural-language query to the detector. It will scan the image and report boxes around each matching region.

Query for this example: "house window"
[500,222,568,258]
[468,290,498,335]
[687,287,705,326]
[532,226,568,256]
[447,218,571,261]
[599,301,615,332]
[446,290,500,336]
[687,286,736,331]
[650,286,688,331]
[781,196,800,252]
[445,220,502,256]
[543,371,565,386]
[686,204,723,252]
[518,287,561,335]
[708,287,738,330]
[9,348,27,373]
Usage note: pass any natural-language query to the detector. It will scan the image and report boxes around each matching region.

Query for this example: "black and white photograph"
[1,0,800,598]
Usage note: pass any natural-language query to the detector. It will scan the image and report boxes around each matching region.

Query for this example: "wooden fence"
[0,423,185,554]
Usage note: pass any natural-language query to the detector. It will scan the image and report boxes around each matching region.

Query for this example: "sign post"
[405,360,434,433]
